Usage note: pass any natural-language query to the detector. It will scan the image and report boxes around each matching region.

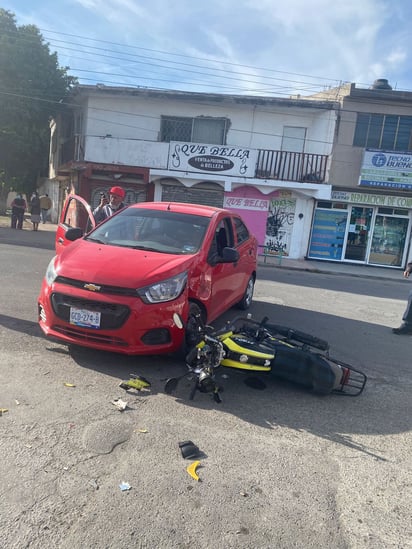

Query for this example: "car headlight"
[138,272,187,304]
[45,256,58,286]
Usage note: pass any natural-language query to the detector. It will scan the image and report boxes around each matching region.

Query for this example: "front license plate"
[70,307,101,329]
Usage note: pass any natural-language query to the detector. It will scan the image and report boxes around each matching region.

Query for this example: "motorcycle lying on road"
[165,313,367,403]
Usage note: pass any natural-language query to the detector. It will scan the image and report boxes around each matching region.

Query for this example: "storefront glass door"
[369,216,409,266]
[344,207,373,262]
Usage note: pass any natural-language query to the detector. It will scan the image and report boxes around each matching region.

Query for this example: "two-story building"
[48,85,339,259]
[307,79,412,268]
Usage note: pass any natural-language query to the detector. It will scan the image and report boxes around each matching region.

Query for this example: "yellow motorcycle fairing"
[220,336,274,372]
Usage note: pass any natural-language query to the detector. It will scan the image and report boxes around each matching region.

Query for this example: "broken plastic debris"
[89,479,99,490]
[179,440,200,459]
[111,398,128,411]
[63,382,76,387]
[119,481,131,491]
[0,408,8,416]
[186,461,201,481]
[135,428,148,433]
[119,375,151,392]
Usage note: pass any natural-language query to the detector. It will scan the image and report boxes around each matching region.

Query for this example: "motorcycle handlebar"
[217,315,330,351]
[189,313,329,351]
[264,323,330,351]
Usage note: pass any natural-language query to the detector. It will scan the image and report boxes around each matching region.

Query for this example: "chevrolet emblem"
[84,283,101,292]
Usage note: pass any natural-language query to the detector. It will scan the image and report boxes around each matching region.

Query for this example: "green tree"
[0,9,76,211]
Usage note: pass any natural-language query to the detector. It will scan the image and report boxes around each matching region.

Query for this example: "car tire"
[185,302,205,348]
[236,275,255,310]
[174,302,205,359]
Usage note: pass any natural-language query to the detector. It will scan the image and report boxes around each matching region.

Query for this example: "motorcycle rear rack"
[327,356,367,396]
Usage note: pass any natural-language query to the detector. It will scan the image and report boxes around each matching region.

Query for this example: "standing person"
[30,192,41,231]
[93,186,126,223]
[10,194,27,229]
[39,193,52,223]
[392,262,412,334]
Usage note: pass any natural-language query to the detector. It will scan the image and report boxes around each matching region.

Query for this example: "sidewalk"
[258,253,405,282]
[0,214,58,232]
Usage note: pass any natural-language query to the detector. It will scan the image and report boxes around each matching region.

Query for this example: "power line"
[1,27,345,96]
[1,83,411,154]
[39,28,343,86]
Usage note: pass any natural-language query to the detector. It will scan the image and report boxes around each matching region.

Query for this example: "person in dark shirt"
[93,186,126,223]
[11,194,27,229]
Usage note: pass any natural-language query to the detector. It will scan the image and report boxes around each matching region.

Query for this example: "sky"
[2,0,412,97]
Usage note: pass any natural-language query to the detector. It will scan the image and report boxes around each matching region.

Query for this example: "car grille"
[51,293,130,329]
[52,325,129,347]
[55,276,139,297]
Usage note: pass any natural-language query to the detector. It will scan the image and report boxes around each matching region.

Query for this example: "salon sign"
[168,141,258,177]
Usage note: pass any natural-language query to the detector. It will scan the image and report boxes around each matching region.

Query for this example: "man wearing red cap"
[93,186,126,223]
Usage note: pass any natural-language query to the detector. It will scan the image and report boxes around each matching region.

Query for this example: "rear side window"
[233,217,250,245]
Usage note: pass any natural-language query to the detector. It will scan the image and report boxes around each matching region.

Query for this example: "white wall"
[82,93,336,167]
[84,136,169,167]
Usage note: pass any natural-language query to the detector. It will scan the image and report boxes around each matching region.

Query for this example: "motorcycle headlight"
[138,272,187,304]
[45,256,58,286]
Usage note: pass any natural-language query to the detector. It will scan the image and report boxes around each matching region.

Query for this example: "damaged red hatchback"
[38,198,257,355]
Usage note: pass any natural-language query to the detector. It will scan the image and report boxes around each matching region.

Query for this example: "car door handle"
[58,237,64,244]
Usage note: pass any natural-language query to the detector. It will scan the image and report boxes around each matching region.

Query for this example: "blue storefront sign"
[359,149,412,190]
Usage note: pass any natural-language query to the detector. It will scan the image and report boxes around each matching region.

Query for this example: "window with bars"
[353,113,412,151]
[160,116,228,144]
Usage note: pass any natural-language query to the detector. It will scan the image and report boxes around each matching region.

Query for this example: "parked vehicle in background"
[38,198,258,356]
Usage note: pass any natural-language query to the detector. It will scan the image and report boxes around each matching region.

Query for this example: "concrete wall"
[330,96,412,188]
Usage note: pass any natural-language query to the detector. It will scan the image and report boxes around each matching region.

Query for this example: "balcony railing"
[256,150,328,183]
[57,134,328,184]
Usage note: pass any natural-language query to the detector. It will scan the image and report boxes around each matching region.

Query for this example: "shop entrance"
[344,207,373,262]
[308,201,410,268]
[369,215,409,267]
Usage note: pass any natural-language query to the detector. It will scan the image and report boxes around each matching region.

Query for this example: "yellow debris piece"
[0,408,9,416]
[63,382,76,387]
[186,460,201,481]
[119,377,151,391]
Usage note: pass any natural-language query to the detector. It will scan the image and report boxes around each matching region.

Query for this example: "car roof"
[130,201,231,218]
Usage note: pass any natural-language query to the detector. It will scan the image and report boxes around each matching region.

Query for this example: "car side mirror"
[65,227,84,241]
[221,247,240,263]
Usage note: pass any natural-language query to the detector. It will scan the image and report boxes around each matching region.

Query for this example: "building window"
[160,116,228,144]
[353,113,412,151]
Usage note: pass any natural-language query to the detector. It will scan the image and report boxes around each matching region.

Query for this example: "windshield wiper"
[85,237,106,244]
[132,245,166,252]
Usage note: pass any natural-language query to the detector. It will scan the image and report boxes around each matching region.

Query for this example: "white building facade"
[50,85,339,259]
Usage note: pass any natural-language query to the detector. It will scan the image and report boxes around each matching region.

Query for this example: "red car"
[38,197,258,355]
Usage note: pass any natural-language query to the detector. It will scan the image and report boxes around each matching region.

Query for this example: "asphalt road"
[0,226,411,549]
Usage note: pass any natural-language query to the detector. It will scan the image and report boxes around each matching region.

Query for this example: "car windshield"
[85,208,210,254]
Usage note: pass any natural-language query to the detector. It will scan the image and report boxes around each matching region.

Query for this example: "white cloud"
[4,0,412,93]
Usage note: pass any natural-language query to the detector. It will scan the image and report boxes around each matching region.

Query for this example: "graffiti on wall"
[265,197,296,255]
